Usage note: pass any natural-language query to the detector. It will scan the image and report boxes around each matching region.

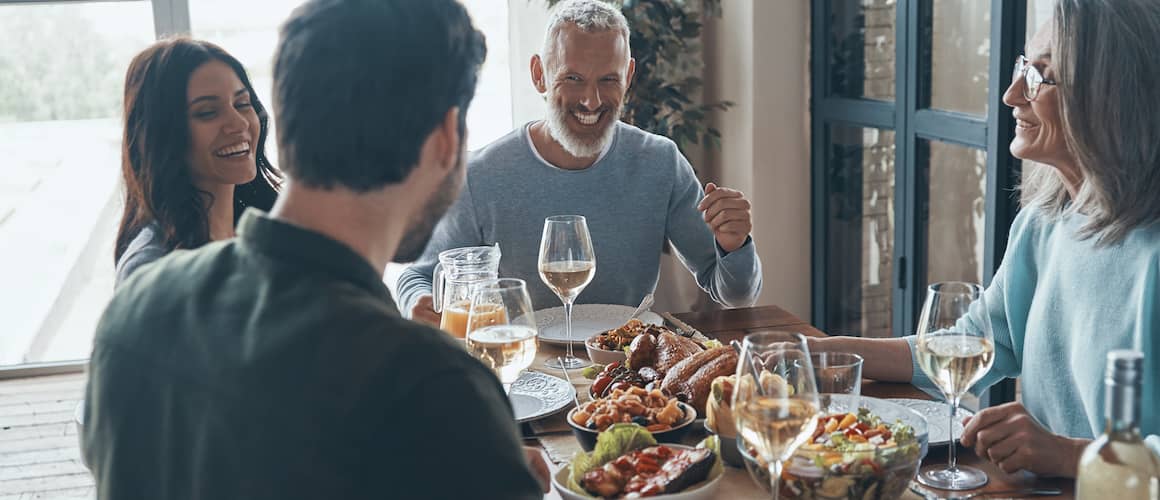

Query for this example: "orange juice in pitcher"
[440,300,507,338]
[432,245,501,338]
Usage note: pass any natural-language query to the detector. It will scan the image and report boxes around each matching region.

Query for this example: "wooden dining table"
[532,305,1075,500]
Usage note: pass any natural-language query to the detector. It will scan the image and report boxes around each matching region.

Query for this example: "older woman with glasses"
[813,0,1160,478]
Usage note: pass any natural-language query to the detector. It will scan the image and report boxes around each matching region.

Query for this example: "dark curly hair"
[115,37,281,262]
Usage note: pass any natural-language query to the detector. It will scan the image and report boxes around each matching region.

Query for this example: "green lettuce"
[581,364,605,380]
[566,424,658,496]
[702,339,723,349]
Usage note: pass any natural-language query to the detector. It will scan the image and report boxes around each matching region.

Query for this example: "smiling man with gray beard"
[398,0,763,325]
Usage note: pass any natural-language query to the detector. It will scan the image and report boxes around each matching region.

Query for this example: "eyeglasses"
[1013,55,1057,101]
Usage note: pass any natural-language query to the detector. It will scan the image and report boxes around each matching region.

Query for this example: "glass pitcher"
[433,244,501,338]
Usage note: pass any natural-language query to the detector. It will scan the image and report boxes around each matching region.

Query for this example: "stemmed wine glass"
[538,215,596,370]
[464,278,538,393]
[914,281,995,490]
[733,331,821,500]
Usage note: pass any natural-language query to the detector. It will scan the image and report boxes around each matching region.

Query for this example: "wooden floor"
[0,373,93,500]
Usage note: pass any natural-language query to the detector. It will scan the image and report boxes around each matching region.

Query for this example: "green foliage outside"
[0,5,147,122]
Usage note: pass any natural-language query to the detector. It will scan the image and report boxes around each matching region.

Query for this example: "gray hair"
[541,0,630,66]
[1022,0,1160,244]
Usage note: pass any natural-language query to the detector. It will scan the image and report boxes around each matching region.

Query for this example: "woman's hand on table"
[523,446,552,493]
[960,402,1089,478]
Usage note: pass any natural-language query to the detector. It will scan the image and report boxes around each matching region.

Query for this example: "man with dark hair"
[82,1,547,498]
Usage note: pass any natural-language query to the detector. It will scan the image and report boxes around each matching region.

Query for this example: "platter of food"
[536,304,664,345]
[581,324,733,418]
[551,424,724,499]
[567,385,697,450]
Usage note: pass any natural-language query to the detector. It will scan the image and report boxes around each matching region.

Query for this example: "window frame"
[809,0,1026,404]
[0,0,185,379]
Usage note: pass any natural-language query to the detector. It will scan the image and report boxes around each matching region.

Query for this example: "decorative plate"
[535,304,664,345]
[509,370,576,423]
[885,398,974,446]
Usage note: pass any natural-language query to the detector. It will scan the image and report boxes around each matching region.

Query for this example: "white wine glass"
[733,331,821,500]
[465,278,538,393]
[914,281,995,490]
[539,215,595,370]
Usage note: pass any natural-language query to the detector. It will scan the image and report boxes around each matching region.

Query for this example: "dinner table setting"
[438,216,1074,499]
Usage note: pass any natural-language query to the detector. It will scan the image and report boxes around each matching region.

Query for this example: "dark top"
[83,209,541,500]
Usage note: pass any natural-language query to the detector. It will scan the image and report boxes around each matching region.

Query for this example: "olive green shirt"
[83,209,541,500]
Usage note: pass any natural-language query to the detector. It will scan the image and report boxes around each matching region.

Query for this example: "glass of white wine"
[465,278,538,392]
[914,281,995,490]
[538,215,595,370]
[733,331,821,500]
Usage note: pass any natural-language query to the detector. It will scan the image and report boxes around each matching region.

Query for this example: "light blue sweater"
[906,207,1160,454]
[396,121,762,315]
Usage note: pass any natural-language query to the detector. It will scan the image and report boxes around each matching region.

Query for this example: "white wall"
[507,1,548,125]
[703,1,811,319]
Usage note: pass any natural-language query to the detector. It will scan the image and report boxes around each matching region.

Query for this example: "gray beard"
[545,102,618,159]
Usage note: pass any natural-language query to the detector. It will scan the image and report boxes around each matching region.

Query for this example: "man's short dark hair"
[273,0,486,191]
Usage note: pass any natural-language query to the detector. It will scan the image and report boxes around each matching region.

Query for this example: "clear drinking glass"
[465,278,538,392]
[538,215,595,370]
[811,352,864,395]
[914,281,995,490]
[733,331,822,500]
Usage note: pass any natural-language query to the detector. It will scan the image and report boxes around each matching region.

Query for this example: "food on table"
[588,362,647,399]
[580,445,715,498]
[658,346,738,415]
[626,329,704,377]
[705,375,737,437]
[747,407,921,499]
[588,319,671,352]
[572,386,686,432]
[566,424,722,499]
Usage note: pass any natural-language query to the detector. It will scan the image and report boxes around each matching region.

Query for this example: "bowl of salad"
[741,394,928,499]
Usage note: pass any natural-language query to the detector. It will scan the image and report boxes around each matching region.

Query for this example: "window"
[810,0,1027,402]
[0,0,516,372]
[0,1,156,370]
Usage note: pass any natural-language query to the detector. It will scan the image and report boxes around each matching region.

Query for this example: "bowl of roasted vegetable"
[553,424,724,499]
[568,386,697,451]
[741,394,928,500]
[585,319,667,365]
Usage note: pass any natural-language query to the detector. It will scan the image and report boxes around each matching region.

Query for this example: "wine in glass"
[733,331,821,500]
[538,215,595,370]
[465,278,538,392]
[914,281,995,490]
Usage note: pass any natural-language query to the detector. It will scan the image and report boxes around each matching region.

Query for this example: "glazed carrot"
[837,413,857,430]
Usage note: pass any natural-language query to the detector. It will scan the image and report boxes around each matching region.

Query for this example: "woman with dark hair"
[115,37,280,286]
[813,0,1160,479]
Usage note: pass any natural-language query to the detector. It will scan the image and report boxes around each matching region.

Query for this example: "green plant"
[543,0,732,152]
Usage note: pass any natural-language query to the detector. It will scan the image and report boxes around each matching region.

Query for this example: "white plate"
[551,444,723,500]
[535,304,664,345]
[508,371,575,423]
[885,398,974,446]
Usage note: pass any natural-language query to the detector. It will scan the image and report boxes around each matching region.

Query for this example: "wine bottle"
[1076,350,1160,499]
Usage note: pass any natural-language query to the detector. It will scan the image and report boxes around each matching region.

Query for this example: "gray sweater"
[114,223,168,289]
[396,122,762,315]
